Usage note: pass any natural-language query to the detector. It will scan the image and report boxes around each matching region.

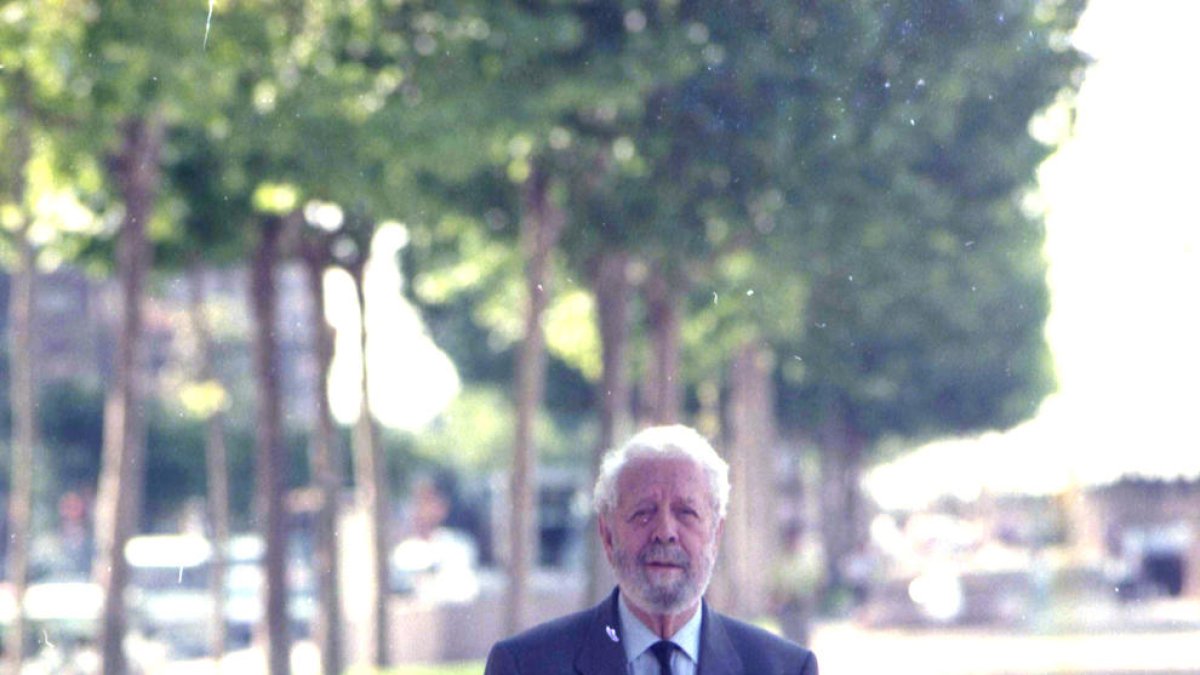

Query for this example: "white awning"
[864,395,1200,511]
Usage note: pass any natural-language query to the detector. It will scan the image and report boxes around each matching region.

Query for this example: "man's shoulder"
[708,610,817,672]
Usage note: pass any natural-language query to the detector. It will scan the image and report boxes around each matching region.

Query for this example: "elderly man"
[485,425,818,674]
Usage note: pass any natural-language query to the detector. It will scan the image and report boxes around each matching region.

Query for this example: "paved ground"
[165,604,1200,675]
[29,597,1200,674]
[810,599,1200,675]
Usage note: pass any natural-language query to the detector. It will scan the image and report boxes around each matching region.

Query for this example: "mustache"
[639,543,690,567]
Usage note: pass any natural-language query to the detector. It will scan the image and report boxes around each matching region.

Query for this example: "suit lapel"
[574,589,629,675]
[574,591,747,675]
[698,602,744,675]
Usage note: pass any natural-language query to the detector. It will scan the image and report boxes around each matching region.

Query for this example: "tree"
[297,223,345,675]
[182,1,398,666]
[163,120,257,663]
[484,0,719,619]
[369,0,682,628]
[332,212,396,666]
[186,262,233,663]
[248,208,295,675]
[582,249,631,602]
[763,0,1088,593]
[552,0,808,609]
[1,1,97,665]
[505,163,568,630]
[544,0,1087,615]
[1,68,38,672]
[90,112,164,674]
[70,1,228,668]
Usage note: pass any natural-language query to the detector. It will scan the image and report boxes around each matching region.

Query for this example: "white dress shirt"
[617,593,703,675]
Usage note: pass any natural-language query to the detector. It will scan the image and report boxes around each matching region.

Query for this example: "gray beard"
[614,541,716,616]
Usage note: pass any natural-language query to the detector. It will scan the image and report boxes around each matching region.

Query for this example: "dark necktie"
[650,640,676,675]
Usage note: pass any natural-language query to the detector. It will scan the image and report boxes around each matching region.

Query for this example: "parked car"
[0,576,103,663]
[124,532,315,656]
[125,533,214,658]
[222,533,315,646]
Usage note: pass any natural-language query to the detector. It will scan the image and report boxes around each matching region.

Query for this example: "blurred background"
[0,0,1197,673]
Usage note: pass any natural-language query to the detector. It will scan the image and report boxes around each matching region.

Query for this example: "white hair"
[593,425,730,519]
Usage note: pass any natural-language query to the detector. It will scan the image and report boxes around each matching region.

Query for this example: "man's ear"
[597,514,616,560]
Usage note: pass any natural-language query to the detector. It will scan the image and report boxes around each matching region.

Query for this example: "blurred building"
[865,409,1200,606]
[486,466,588,571]
[0,263,320,425]
[153,264,320,427]
[1081,478,1200,599]
[0,267,108,388]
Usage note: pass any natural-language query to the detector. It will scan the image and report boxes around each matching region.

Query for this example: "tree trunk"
[3,70,36,674]
[187,263,230,665]
[301,238,344,675]
[583,250,630,605]
[719,340,778,619]
[93,115,162,675]
[817,401,866,604]
[507,165,566,633]
[347,255,391,668]
[251,215,292,675]
[642,268,682,425]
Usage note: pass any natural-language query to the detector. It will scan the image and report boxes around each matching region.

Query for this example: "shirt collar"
[617,590,703,666]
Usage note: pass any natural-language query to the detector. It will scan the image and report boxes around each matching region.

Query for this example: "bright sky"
[869,0,1200,509]
[326,223,461,431]
[1042,0,1199,423]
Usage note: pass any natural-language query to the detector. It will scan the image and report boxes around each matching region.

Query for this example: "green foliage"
[3,0,1091,541]
[410,209,603,383]
[30,380,314,530]
[767,0,1087,442]
[544,287,602,381]
[0,0,104,271]
[156,126,254,269]
[394,0,1084,455]
[682,251,809,384]
[37,381,105,492]
[406,387,518,470]
[405,382,593,471]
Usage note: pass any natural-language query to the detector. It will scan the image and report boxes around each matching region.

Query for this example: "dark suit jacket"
[484,588,818,675]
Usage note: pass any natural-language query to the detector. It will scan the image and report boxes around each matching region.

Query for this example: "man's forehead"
[616,455,708,498]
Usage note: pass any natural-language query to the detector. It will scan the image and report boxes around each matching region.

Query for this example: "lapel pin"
[605,625,620,643]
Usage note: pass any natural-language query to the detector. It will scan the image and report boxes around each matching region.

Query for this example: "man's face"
[599,456,724,616]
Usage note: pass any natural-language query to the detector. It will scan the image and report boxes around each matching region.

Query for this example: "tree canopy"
[2,0,1090,669]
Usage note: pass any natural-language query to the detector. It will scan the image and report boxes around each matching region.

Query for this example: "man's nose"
[650,511,679,543]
